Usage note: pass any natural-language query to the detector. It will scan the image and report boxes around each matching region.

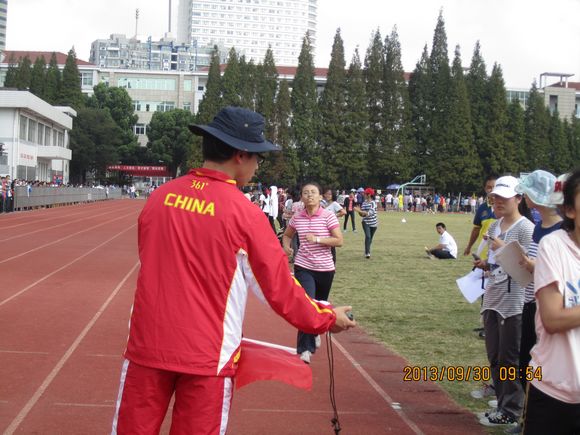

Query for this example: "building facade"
[89,33,225,72]
[0,90,74,182]
[0,0,7,53]
[176,0,317,66]
[99,68,206,145]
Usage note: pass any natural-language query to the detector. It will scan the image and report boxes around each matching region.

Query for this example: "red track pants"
[112,359,233,435]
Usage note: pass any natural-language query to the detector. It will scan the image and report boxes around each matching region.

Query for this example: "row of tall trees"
[192,12,580,191]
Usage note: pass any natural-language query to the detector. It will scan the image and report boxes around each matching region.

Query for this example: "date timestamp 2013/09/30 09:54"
[403,365,542,382]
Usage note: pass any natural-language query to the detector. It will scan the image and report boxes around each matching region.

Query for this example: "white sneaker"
[479,412,518,427]
[488,399,498,408]
[470,384,495,399]
[300,351,311,364]
[315,335,321,348]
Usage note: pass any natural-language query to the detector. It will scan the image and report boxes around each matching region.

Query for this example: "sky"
[6,0,580,89]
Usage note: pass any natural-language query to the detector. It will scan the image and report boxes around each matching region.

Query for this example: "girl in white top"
[474,176,534,427]
[524,169,580,434]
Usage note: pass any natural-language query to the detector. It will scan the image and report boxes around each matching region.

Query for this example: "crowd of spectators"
[0,175,124,213]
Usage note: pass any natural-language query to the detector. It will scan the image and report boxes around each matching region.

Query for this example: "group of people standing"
[107,104,579,435]
[1,175,15,213]
[466,170,580,433]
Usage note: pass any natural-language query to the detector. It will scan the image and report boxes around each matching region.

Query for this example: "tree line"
[196,12,580,191]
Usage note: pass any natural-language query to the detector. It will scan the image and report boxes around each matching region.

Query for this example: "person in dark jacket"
[343,191,358,232]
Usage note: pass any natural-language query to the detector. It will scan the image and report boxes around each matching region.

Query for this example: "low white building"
[0,90,75,183]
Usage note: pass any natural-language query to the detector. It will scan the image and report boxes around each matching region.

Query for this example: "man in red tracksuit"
[112,107,356,435]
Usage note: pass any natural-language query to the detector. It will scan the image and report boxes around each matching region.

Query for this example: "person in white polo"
[425,222,458,259]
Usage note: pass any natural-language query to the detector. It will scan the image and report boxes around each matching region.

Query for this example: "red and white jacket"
[124,168,336,377]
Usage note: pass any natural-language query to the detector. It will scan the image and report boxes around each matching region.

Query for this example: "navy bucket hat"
[189,106,281,153]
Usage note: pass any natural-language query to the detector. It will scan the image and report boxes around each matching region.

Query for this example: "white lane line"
[0,223,136,308]
[3,261,140,435]
[242,409,378,415]
[0,350,50,355]
[330,336,425,435]
[0,205,135,242]
[0,210,138,264]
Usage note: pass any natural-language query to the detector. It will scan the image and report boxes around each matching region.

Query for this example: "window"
[157,101,175,112]
[134,124,146,135]
[28,120,37,142]
[57,131,64,147]
[19,115,27,140]
[549,95,558,114]
[44,127,51,146]
[81,72,93,87]
[183,102,192,112]
[118,77,176,91]
[37,124,44,145]
[133,100,142,111]
[184,80,192,92]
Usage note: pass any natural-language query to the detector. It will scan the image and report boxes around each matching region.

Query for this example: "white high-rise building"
[0,0,7,53]
[177,0,317,66]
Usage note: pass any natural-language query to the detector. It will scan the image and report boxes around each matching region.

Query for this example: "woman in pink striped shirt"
[282,182,344,364]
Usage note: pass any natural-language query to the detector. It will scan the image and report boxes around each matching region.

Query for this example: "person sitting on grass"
[425,222,458,259]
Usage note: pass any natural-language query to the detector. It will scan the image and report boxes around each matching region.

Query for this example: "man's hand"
[331,306,356,333]
[463,246,472,256]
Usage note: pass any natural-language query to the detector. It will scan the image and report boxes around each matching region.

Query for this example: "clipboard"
[494,240,533,287]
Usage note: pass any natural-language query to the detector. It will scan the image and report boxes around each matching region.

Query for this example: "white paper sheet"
[494,240,533,287]
[456,269,487,303]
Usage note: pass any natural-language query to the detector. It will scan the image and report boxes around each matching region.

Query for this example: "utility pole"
[168,0,172,33]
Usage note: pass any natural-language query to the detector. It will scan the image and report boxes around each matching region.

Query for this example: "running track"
[0,200,483,434]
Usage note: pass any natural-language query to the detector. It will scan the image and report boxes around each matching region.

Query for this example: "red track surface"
[0,200,483,434]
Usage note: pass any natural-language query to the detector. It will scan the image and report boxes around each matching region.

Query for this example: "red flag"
[235,338,312,391]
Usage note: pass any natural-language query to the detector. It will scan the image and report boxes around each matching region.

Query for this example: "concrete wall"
[544,86,577,120]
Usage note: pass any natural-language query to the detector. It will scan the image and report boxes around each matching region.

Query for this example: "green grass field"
[329,210,498,421]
